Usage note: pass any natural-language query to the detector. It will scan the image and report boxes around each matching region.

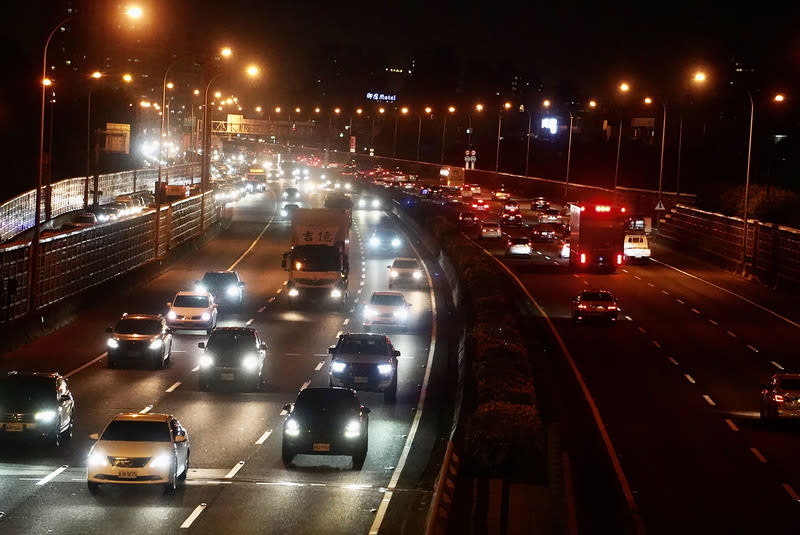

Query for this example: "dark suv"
[195,271,244,308]
[329,333,400,403]
[281,387,370,469]
[197,327,267,391]
[106,314,173,369]
[0,372,75,447]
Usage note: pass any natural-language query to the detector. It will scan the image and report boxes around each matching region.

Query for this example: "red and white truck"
[567,203,627,272]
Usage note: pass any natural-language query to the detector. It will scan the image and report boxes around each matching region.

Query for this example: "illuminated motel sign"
[366,92,398,102]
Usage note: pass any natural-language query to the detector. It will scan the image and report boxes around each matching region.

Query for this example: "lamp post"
[495,101,512,172]
[440,106,455,163]
[417,107,431,161]
[644,97,668,205]
[740,89,755,273]
[470,103,484,150]
[614,82,630,191]
[565,112,574,199]
[85,71,102,208]
[676,72,707,199]
[395,107,408,158]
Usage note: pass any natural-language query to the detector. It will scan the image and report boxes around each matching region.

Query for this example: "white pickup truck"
[624,233,651,263]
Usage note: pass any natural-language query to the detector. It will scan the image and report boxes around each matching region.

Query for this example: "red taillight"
[508,241,513,246]
[580,253,587,264]
[578,304,587,309]
[608,305,617,310]
[775,394,785,403]
[617,254,623,265]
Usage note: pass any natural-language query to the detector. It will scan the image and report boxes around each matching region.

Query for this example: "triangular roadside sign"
[655,200,665,211]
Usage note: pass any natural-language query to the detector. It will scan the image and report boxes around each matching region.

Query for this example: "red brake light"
[580,253,587,264]
[775,394,785,403]
[608,305,617,310]
[595,205,611,212]
[617,254,623,265]
[578,304,587,309]
[580,206,585,212]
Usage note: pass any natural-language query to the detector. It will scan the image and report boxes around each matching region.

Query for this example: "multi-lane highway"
[464,191,800,534]
[0,177,450,534]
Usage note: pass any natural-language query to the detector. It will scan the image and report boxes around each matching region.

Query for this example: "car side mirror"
[393,350,401,357]
[328,346,336,354]
[105,327,113,333]
[260,343,267,351]
[174,435,187,443]
[282,403,293,413]
[89,433,99,441]
[166,302,172,308]
[198,342,205,349]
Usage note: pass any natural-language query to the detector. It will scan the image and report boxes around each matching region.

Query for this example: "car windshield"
[202,273,237,286]
[294,389,358,416]
[115,319,162,335]
[370,294,405,306]
[627,236,645,243]
[338,336,388,354]
[0,378,52,404]
[393,260,418,269]
[207,331,255,352]
[511,238,530,245]
[581,292,613,301]
[780,379,800,391]
[293,245,341,271]
[174,295,209,308]
[101,421,171,442]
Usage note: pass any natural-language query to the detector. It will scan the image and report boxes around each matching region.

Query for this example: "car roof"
[175,290,211,297]
[118,313,163,321]
[111,412,172,423]
[341,332,388,341]
[203,270,237,275]
[371,291,404,298]
[580,289,614,297]
[392,257,417,263]
[210,326,256,334]
[773,374,800,381]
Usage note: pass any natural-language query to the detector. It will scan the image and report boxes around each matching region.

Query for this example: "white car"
[387,257,425,288]
[505,237,533,256]
[166,291,218,334]
[624,233,651,263]
[480,222,503,239]
[364,291,411,330]
[87,413,190,494]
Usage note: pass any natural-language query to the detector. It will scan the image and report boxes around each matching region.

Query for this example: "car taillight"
[508,241,513,246]
[617,254,623,265]
[608,305,617,310]
[774,394,785,403]
[580,253,587,264]
[578,304,587,309]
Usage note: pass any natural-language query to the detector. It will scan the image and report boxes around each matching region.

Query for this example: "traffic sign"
[655,200,665,211]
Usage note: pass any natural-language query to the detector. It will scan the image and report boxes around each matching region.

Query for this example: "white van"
[624,234,651,263]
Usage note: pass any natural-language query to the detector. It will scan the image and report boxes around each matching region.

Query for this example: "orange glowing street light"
[693,71,706,83]
[543,99,551,108]
[475,103,484,112]
[90,71,102,79]
[126,5,143,18]
[334,107,341,114]
[503,101,512,110]
[356,108,363,115]
[255,106,262,112]
[42,78,52,87]
[294,107,301,113]
[122,73,133,83]
[401,107,409,114]
[274,106,281,113]
[166,81,174,89]
[619,82,630,92]
[424,106,432,114]
[378,107,385,114]
[588,100,597,108]
[139,100,151,108]
[774,94,786,102]
[193,89,200,95]
[447,106,456,113]
[220,47,232,58]
[246,65,259,77]
[314,107,321,113]
[644,97,653,104]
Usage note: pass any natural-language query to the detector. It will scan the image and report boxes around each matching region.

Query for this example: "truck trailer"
[568,203,626,272]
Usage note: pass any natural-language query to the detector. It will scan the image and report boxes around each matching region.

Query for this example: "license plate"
[118,470,137,479]
[354,376,369,383]
[312,443,331,452]
[4,423,23,432]
[220,372,235,381]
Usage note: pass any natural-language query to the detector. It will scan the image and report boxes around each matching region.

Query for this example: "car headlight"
[281,209,288,217]
[369,237,380,247]
[372,199,380,208]
[150,454,172,469]
[195,284,207,293]
[242,354,259,371]
[226,285,240,297]
[394,309,408,320]
[330,288,342,299]
[149,339,163,350]
[107,338,119,349]
[35,410,57,422]
[364,306,376,318]
[344,420,361,439]
[283,192,288,198]
[88,451,107,466]
[167,310,177,320]
[391,238,401,248]
[201,312,211,321]
[331,361,346,373]
[359,199,366,207]
[412,271,423,279]
[199,354,214,368]
[377,363,393,375]
[288,288,299,297]
[285,418,300,437]
[390,270,399,278]
[345,183,351,189]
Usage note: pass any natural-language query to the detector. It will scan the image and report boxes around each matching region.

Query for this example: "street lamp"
[565,99,596,199]
[440,106,455,163]
[394,107,408,158]
[676,71,708,198]
[468,103,484,149]
[644,96,668,206]
[614,82,631,191]
[495,101,512,172]
[85,71,102,207]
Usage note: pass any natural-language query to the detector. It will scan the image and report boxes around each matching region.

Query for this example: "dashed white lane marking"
[625,315,633,321]
[165,382,182,393]
[702,395,716,407]
[191,365,200,372]
[634,275,641,280]
[285,353,300,357]
[684,374,696,384]
[661,290,670,295]
[771,361,785,370]
[583,280,590,285]
[708,319,719,326]
[314,353,329,357]
[668,357,679,366]
[245,318,254,326]
[751,448,767,464]
[747,345,759,353]
[349,308,354,313]
[282,281,287,286]
[65,352,107,378]
[727,331,737,338]
[279,409,288,416]
[724,419,739,432]
[276,288,282,294]
[255,430,272,445]
[647,283,655,288]
[357,288,362,294]
[139,405,153,414]
[652,341,662,349]
[544,256,551,260]
[572,274,580,278]
[224,461,245,479]
[622,269,629,273]
[638,327,647,334]
[360,281,365,286]
[690,308,700,314]
[676,299,685,305]
[783,484,800,502]
[300,379,311,390]
[180,503,208,528]
[343,318,350,326]
[259,305,267,312]
[314,361,324,371]
[36,466,67,486]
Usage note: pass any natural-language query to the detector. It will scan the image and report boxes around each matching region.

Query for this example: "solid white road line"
[771,361,785,370]
[702,395,716,407]
[285,353,300,357]
[750,448,767,463]
[647,283,655,288]
[638,327,647,334]
[139,405,153,414]
[622,269,629,273]
[255,430,272,445]
[343,318,350,325]
[36,465,67,486]
[747,344,759,353]
[668,357,679,365]
[625,315,633,321]
[64,352,107,378]
[165,382,182,393]
[652,257,800,330]
[267,297,275,304]
[583,280,590,285]
[684,374,696,384]
[224,461,245,479]
[314,361,324,371]
[724,419,739,432]
[227,189,277,271]
[180,503,208,528]
[276,288,282,294]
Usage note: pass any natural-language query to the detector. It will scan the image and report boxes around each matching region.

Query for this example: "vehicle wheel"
[87,481,99,494]
[64,415,74,441]
[163,461,177,494]
[384,379,397,405]
[282,445,295,467]
[178,451,189,480]
[352,449,367,470]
